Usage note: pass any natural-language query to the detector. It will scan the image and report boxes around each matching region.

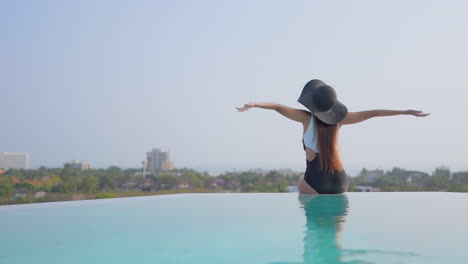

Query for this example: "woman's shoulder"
[302,111,313,127]
[303,110,313,120]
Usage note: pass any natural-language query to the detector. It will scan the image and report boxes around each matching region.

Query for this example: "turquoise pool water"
[1,192,467,264]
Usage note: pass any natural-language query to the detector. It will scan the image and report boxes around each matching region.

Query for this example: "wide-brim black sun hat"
[297,79,348,125]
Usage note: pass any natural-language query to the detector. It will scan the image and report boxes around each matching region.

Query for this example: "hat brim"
[313,100,348,125]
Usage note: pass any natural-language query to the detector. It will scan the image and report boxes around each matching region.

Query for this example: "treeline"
[352,166,468,192]
[0,166,302,205]
[2,165,468,205]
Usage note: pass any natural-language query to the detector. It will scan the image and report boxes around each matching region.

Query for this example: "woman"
[236,79,430,195]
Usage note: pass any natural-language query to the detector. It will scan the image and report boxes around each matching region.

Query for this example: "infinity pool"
[1,192,467,264]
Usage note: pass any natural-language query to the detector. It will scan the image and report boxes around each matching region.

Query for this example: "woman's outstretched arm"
[340,110,430,126]
[236,102,310,123]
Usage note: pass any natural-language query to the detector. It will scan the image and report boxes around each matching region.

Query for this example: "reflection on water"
[300,194,350,263]
[269,194,417,264]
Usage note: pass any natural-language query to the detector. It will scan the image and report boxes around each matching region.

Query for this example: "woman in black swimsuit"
[236,79,430,194]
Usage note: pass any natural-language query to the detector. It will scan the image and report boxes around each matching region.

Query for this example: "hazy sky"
[2,0,468,175]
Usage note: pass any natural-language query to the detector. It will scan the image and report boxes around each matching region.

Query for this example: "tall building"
[64,160,91,170]
[146,148,174,172]
[0,152,29,170]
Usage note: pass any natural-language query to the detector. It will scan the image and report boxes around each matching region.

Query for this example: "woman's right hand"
[236,102,256,112]
[405,110,431,117]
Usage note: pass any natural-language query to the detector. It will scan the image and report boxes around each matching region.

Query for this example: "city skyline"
[0,149,459,178]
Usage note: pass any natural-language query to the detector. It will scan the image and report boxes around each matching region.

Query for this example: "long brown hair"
[314,116,343,173]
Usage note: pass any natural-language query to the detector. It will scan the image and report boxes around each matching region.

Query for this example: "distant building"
[215,178,225,186]
[177,180,190,189]
[123,178,139,189]
[133,171,151,177]
[146,148,174,172]
[162,160,174,171]
[13,188,29,200]
[355,185,381,192]
[34,191,47,199]
[65,160,91,170]
[0,152,29,170]
[140,178,155,191]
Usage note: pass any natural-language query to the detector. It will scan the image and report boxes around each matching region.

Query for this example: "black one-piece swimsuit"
[302,142,349,194]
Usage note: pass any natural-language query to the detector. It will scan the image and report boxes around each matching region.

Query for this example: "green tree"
[433,166,451,181]
[276,178,289,192]
[0,178,14,197]
[80,176,99,194]
[15,182,34,190]
[425,176,449,190]
[452,172,468,184]
[242,183,256,192]
[355,168,368,183]
[41,174,62,191]
[157,174,178,189]
[106,166,125,191]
